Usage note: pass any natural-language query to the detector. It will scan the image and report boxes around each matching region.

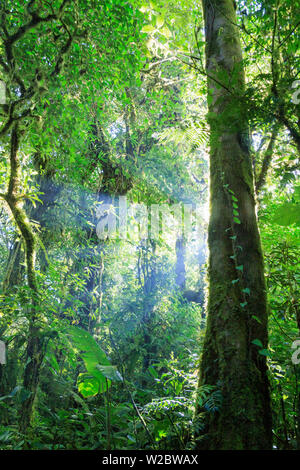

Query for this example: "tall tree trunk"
[4,125,43,437]
[292,297,300,449]
[195,0,272,449]
[175,236,186,290]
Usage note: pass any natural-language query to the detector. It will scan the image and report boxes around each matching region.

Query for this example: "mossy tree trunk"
[195,0,272,450]
[4,125,43,437]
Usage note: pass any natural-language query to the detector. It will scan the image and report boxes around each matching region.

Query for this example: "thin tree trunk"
[175,236,186,290]
[255,124,280,194]
[195,0,272,449]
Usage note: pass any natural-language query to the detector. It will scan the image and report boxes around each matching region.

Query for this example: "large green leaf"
[96,365,123,382]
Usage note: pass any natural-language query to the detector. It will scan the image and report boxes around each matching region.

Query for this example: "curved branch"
[255,124,280,194]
